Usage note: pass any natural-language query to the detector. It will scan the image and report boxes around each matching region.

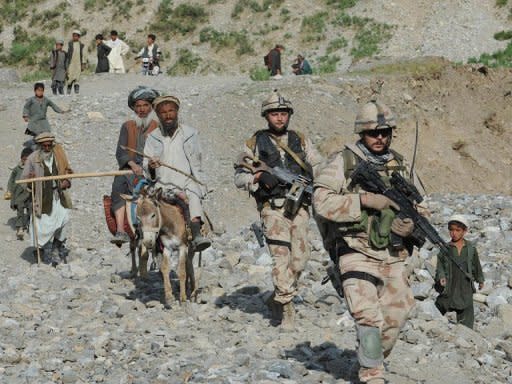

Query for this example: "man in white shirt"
[106,30,130,74]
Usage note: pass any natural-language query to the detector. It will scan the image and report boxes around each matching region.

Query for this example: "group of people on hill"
[5,73,486,383]
[49,30,162,96]
[264,44,312,78]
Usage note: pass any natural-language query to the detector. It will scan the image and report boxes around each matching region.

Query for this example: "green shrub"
[22,70,52,82]
[496,0,508,6]
[301,12,328,42]
[326,0,357,9]
[327,37,348,53]
[350,22,393,58]
[468,41,512,67]
[494,30,512,40]
[167,49,202,75]
[332,12,370,27]
[250,66,270,81]
[199,28,255,56]
[317,55,340,73]
[231,0,283,18]
[152,2,208,37]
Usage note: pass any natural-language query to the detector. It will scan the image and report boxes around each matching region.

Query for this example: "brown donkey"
[134,189,196,307]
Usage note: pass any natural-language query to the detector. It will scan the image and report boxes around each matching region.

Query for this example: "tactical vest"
[249,130,310,201]
[341,147,408,249]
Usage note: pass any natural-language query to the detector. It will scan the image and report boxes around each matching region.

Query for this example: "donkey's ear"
[154,187,163,200]
[120,193,133,201]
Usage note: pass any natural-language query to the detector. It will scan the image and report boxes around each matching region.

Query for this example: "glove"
[361,192,400,211]
[391,217,414,237]
[258,172,279,190]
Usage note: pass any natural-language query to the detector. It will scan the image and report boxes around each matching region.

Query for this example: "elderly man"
[313,99,426,384]
[110,86,160,245]
[234,90,322,330]
[144,95,211,252]
[22,133,73,265]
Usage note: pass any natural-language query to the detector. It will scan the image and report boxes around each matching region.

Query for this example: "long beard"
[133,115,150,130]
[40,149,53,162]
[161,119,178,136]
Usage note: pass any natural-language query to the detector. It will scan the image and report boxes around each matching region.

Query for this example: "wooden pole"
[16,170,133,184]
[120,145,206,186]
[31,183,41,265]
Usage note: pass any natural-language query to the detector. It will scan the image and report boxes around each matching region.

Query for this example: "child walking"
[435,215,485,329]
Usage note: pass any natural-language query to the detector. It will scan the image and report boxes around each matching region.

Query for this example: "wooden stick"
[120,145,206,186]
[31,182,41,265]
[16,170,133,184]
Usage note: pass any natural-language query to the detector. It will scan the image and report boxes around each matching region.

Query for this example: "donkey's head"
[135,188,163,249]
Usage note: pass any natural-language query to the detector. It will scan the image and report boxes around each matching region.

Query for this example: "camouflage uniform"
[235,131,321,305]
[313,101,425,383]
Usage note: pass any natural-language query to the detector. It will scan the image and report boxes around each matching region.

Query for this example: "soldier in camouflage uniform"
[234,90,322,330]
[313,100,425,384]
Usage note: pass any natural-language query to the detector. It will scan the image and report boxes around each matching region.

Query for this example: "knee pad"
[357,325,383,368]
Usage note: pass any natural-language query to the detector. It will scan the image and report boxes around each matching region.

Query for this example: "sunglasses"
[365,128,392,138]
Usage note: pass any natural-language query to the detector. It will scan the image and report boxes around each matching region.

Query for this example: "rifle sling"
[270,134,310,175]
[441,248,474,282]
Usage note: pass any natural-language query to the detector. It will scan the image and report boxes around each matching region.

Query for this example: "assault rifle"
[348,160,474,282]
[235,153,313,216]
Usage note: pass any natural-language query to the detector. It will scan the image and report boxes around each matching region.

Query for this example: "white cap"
[448,214,469,229]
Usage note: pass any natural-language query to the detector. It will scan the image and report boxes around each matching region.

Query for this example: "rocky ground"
[0,71,511,383]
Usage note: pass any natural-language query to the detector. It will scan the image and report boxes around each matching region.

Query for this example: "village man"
[110,86,160,245]
[106,30,130,74]
[313,100,426,384]
[22,133,73,266]
[144,95,211,252]
[234,90,322,330]
[66,30,86,95]
[50,39,68,95]
[95,34,112,73]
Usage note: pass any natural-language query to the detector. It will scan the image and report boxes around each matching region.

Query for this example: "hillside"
[0,0,511,78]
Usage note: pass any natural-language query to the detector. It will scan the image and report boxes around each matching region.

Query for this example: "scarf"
[356,140,394,165]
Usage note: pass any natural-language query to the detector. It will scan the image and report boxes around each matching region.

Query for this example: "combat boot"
[190,221,211,252]
[265,293,283,323]
[281,301,295,331]
[67,85,72,95]
[74,84,79,94]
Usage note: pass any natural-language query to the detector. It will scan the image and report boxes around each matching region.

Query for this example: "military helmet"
[354,100,396,134]
[128,86,160,111]
[261,89,294,117]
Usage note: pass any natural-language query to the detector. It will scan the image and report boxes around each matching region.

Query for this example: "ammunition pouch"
[283,180,311,218]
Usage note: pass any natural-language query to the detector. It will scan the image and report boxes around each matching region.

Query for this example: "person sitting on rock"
[22,133,73,266]
[5,147,33,240]
[144,95,211,252]
[292,54,312,75]
[435,215,485,329]
[110,86,160,245]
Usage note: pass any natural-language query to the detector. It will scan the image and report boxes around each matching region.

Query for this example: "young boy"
[6,147,33,240]
[22,82,66,137]
[50,39,68,95]
[435,215,485,329]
